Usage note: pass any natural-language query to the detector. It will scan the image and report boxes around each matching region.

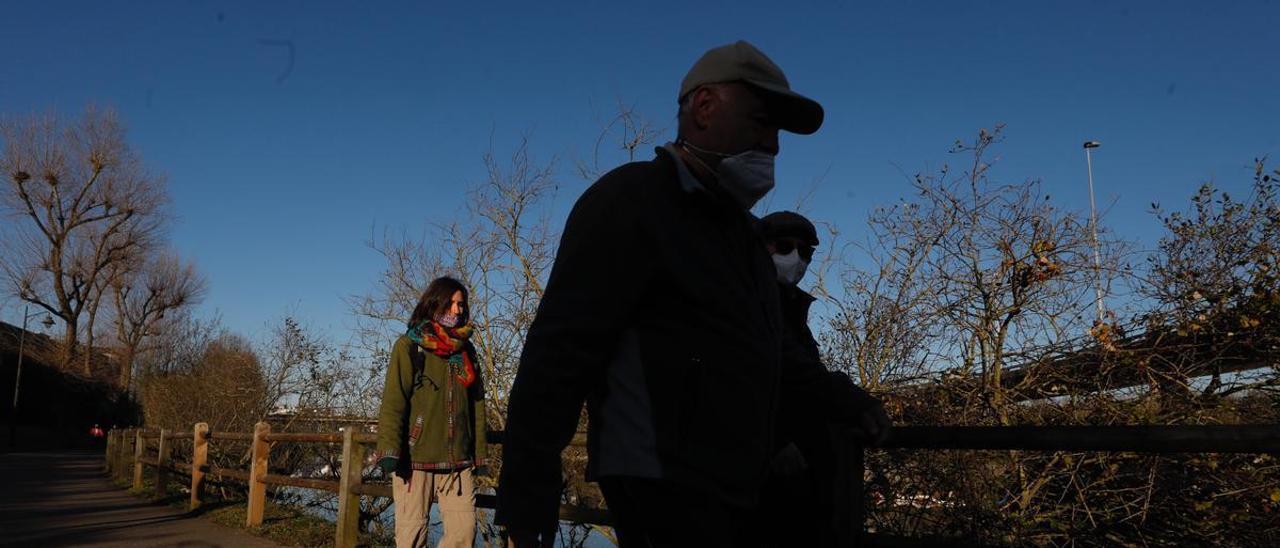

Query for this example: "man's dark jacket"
[495,148,869,531]
[775,283,877,441]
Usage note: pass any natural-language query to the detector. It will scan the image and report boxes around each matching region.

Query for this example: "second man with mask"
[759,210,890,546]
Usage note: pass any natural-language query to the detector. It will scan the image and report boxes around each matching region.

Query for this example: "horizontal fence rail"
[105,422,597,547]
[883,424,1280,453]
[106,422,1279,548]
[836,424,1280,546]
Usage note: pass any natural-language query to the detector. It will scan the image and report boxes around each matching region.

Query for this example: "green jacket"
[375,335,487,470]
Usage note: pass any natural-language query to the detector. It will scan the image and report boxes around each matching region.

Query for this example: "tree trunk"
[84,333,94,376]
[61,319,78,370]
[84,304,99,377]
[118,346,136,391]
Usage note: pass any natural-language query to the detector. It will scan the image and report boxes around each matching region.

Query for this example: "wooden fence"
[105,423,1280,547]
[103,422,600,547]
[833,424,1280,546]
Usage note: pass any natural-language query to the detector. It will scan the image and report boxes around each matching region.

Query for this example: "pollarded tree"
[112,250,207,389]
[1,107,168,372]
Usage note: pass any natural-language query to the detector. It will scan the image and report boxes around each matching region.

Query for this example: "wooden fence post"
[112,430,121,480]
[851,438,865,546]
[119,429,132,482]
[832,427,866,548]
[155,429,170,498]
[133,429,145,491]
[247,421,271,527]
[335,427,366,548]
[113,430,122,476]
[104,430,115,474]
[191,423,209,511]
[109,430,118,479]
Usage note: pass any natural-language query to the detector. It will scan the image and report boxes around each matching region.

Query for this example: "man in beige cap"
[497,40,886,547]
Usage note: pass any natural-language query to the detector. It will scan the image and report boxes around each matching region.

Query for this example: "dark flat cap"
[759,211,819,246]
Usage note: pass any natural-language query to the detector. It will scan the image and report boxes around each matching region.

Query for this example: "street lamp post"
[10,305,55,448]
[1083,141,1105,325]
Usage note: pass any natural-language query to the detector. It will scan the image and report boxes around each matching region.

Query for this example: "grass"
[204,500,342,547]
[107,467,393,547]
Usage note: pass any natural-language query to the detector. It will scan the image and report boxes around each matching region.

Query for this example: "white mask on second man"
[772,250,809,285]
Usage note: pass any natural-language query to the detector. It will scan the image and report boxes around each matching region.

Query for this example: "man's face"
[695,83,781,157]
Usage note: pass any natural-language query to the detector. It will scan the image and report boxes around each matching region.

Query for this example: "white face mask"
[680,141,776,209]
[772,250,809,285]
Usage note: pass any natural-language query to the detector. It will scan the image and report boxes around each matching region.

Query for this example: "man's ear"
[691,86,719,130]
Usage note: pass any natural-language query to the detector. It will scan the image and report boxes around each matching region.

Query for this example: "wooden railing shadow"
[106,423,1280,547]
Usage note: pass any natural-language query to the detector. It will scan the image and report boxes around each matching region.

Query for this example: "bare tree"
[575,98,662,182]
[819,127,1132,541]
[821,199,946,391]
[81,269,114,377]
[352,136,558,424]
[257,313,378,418]
[825,129,1280,545]
[1141,158,1280,399]
[139,331,268,432]
[824,126,1121,408]
[111,250,207,389]
[133,309,223,378]
[136,325,266,427]
[1,107,168,371]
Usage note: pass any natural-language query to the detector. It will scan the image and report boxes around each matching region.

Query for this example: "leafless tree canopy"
[140,331,267,432]
[1139,159,1280,399]
[351,137,559,425]
[112,251,207,389]
[1,107,169,372]
[833,130,1279,545]
[575,98,662,182]
[825,126,1119,403]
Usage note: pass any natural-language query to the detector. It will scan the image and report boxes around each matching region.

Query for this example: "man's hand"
[853,399,891,446]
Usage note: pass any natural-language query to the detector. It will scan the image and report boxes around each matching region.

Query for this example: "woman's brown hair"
[408,276,469,328]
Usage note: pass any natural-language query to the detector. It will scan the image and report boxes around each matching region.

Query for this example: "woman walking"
[375,276,487,548]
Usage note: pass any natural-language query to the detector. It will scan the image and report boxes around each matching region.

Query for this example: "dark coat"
[775,283,878,446]
[496,147,872,531]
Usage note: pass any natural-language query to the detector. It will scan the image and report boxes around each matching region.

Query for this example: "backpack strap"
[409,345,439,391]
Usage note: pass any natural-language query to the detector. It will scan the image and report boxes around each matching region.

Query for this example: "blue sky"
[3,1,1277,342]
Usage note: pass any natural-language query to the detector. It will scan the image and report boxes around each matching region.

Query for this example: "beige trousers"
[392,468,476,548]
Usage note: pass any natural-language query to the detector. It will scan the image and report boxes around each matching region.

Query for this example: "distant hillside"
[0,321,139,450]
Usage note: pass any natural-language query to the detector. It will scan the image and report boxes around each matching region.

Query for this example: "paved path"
[0,451,279,547]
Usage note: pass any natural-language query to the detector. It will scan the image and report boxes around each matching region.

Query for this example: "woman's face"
[445,290,466,318]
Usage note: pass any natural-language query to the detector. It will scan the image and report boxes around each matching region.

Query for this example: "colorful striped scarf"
[407,320,477,387]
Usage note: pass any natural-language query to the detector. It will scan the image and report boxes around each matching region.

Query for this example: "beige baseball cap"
[679,40,824,135]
